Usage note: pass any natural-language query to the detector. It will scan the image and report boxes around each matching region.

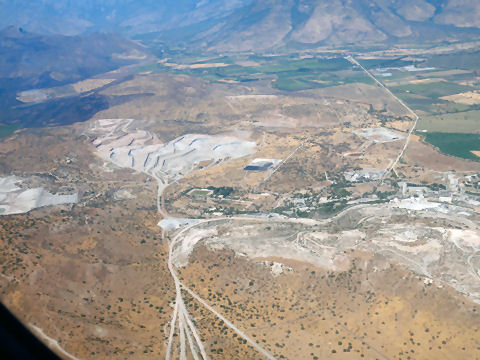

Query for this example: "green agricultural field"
[380,72,416,83]
[192,56,235,65]
[426,102,476,114]
[263,57,354,91]
[341,73,375,85]
[417,109,480,133]
[395,93,438,113]
[413,100,475,115]
[257,57,351,74]
[390,81,474,99]
[190,189,211,197]
[420,132,480,161]
[396,90,479,115]
[272,67,373,91]
[425,50,480,72]
[273,77,319,91]
[137,55,373,91]
[360,58,413,68]
[417,69,471,79]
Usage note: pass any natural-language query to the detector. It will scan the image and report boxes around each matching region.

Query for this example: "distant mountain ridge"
[185,0,480,51]
[1,0,480,50]
[0,1,248,36]
[0,27,151,129]
[0,26,148,88]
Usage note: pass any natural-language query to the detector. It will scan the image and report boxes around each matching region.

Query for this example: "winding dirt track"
[165,216,278,360]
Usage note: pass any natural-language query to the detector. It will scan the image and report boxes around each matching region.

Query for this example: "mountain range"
[0,26,150,129]
[2,0,480,51]
[0,26,148,87]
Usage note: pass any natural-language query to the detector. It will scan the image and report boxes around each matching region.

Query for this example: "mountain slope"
[187,0,480,51]
[1,0,480,51]
[0,27,151,129]
[0,26,148,87]
[0,0,250,36]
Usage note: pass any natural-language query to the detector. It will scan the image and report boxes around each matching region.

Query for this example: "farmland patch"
[420,132,480,161]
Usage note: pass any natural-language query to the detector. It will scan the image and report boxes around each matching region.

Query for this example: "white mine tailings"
[89,118,256,185]
[88,119,277,359]
[354,127,405,143]
[157,218,200,238]
[0,176,77,215]
[173,227,218,267]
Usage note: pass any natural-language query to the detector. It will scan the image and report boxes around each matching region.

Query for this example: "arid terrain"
[1,38,480,360]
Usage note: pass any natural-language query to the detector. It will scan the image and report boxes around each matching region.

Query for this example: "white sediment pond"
[0,176,77,215]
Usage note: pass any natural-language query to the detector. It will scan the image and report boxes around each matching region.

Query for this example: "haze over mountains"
[0,26,150,128]
[2,0,480,128]
[0,26,148,87]
[0,0,247,36]
[2,0,480,51]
